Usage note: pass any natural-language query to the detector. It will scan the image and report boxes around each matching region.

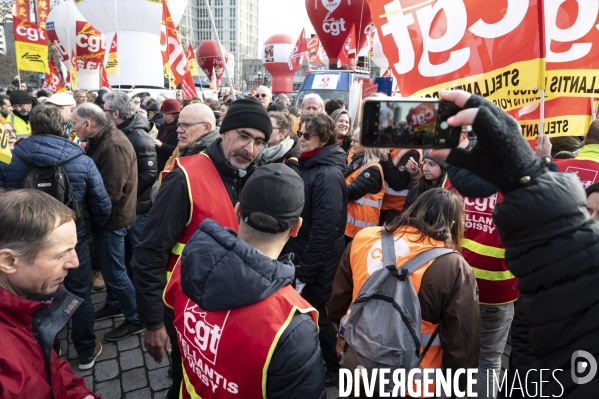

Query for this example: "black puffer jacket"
[345,154,382,202]
[156,121,179,173]
[118,113,158,213]
[149,112,165,131]
[493,171,599,397]
[285,143,348,305]
[179,219,326,399]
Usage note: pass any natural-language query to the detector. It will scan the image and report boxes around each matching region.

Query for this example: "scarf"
[256,136,294,165]
[300,146,324,159]
[179,129,221,157]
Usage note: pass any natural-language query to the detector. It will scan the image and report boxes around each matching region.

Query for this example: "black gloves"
[445,95,547,194]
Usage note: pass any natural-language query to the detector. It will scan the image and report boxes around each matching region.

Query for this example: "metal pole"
[203,0,235,96]
[114,0,120,89]
[539,90,545,136]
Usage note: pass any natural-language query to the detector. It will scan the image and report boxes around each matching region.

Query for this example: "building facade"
[179,0,259,88]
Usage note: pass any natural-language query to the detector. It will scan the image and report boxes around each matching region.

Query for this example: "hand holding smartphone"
[361,97,462,149]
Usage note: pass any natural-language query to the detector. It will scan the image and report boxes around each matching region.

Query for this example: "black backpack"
[22,164,84,223]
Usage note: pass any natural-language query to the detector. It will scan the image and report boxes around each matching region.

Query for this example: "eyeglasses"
[272,127,280,131]
[177,121,206,130]
[254,93,269,98]
[297,131,315,140]
[103,108,115,113]
[233,130,268,149]
[3,129,16,136]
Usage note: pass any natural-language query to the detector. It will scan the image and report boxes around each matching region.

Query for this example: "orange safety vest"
[345,161,385,238]
[381,149,423,211]
[444,178,518,304]
[555,144,599,188]
[346,146,354,164]
[165,256,317,399]
[164,153,239,282]
[349,226,446,396]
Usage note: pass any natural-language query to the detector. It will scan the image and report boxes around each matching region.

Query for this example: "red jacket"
[0,286,99,399]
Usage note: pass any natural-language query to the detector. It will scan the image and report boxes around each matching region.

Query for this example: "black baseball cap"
[240,164,304,234]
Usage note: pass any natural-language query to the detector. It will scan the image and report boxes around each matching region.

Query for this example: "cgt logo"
[183,299,228,365]
[571,350,597,385]
[323,17,347,36]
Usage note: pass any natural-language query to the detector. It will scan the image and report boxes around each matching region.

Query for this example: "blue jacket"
[0,134,112,238]
[180,219,327,399]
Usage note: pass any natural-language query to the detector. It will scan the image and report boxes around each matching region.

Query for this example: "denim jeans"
[94,227,139,323]
[476,302,515,398]
[64,238,97,359]
[124,211,149,277]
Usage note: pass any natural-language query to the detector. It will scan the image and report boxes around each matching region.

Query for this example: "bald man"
[161,103,219,171]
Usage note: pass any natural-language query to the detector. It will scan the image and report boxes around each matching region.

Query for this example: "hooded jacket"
[0,286,100,399]
[0,134,112,238]
[284,143,348,305]
[118,113,158,214]
[493,172,599,397]
[131,138,256,326]
[149,111,166,131]
[179,219,326,399]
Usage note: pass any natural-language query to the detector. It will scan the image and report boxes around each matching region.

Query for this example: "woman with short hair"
[284,112,348,386]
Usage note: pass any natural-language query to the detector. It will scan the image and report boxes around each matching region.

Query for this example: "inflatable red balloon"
[196,40,228,86]
[306,0,372,68]
[262,34,300,93]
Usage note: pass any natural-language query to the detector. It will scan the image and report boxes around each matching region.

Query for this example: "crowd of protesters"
[0,84,598,399]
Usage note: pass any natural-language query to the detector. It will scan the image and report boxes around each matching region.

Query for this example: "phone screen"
[361,99,461,148]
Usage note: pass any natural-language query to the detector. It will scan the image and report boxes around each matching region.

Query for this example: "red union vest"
[444,179,518,304]
[381,149,423,211]
[165,153,239,282]
[345,162,385,238]
[166,266,317,399]
[555,145,599,189]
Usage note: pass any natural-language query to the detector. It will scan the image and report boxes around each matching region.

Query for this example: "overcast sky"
[258,0,315,44]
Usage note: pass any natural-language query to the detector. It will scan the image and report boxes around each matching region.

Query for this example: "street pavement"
[58,287,507,398]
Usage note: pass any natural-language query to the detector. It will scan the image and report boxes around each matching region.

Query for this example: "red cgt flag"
[288,28,307,71]
[365,0,543,103]
[99,62,112,90]
[337,24,356,68]
[42,58,65,93]
[160,0,191,87]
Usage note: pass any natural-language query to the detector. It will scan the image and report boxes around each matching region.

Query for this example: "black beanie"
[220,97,272,142]
[10,90,33,105]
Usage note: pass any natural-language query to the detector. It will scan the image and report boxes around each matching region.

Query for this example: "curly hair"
[300,113,337,145]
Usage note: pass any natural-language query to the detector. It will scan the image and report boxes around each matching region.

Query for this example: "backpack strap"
[420,325,440,361]
[382,228,455,281]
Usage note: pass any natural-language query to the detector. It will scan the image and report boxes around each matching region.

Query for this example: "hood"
[119,112,150,135]
[179,128,220,158]
[13,134,84,167]
[301,142,347,172]
[180,219,295,312]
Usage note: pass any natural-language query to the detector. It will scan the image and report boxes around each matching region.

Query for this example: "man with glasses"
[131,97,272,398]
[254,85,272,109]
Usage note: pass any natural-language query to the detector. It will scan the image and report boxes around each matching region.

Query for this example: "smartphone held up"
[360,98,462,149]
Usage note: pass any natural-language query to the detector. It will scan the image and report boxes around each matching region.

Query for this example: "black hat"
[36,90,48,98]
[10,90,33,105]
[240,164,304,234]
[146,102,160,113]
[220,97,272,143]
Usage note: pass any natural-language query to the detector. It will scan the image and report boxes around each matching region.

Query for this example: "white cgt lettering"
[469,0,529,38]
[16,26,45,42]
[545,0,598,63]
[378,0,533,76]
[416,0,470,77]
[76,34,105,53]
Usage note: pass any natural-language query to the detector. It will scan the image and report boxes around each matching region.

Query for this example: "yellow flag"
[187,44,200,76]
[106,33,119,76]
[13,16,49,73]
[70,49,79,91]
[0,129,12,165]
